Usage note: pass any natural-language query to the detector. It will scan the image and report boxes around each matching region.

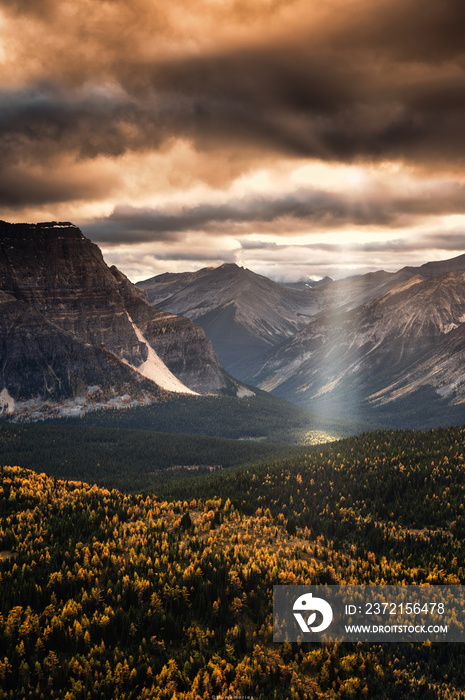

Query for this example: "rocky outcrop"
[0,221,148,366]
[249,271,465,417]
[0,290,164,419]
[0,220,242,417]
[110,266,240,394]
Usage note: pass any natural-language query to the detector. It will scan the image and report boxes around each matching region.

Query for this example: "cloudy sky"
[1,0,465,282]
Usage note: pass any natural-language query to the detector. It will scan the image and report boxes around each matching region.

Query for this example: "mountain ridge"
[139,254,465,427]
[0,221,245,420]
[249,269,465,423]
[138,262,324,374]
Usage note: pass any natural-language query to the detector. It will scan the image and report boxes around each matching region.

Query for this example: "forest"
[2,425,465,698]
[0,425,301,492]
[51,390,350,444]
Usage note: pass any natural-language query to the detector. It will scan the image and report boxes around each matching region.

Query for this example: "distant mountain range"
[0,221,245,420]
[3,219,465,428]
[139,254,465,428]
[281,275,333,291]
[138,263,324,373]
[252,271,465,413]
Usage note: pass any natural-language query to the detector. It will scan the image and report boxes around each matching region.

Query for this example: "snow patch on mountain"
[236,387,255,398]
[127,315,198,395]
[0,389,15,415]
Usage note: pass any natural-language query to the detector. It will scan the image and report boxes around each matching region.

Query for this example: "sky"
[1,0,465,282]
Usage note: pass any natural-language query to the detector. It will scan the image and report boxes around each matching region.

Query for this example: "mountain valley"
[2,219,465,431]
[139,255,465,429]
[2,222,465,699]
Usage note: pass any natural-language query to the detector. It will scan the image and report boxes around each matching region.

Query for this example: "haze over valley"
[3,1,465,697]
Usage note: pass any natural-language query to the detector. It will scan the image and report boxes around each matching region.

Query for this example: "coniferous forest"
[2,423,465,698]
[4,0,465,695]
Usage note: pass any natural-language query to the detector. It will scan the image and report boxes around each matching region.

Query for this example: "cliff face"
[0,290,164,419]
[0,221,241,417]
[0,221,148,366]
[110,266,240,394]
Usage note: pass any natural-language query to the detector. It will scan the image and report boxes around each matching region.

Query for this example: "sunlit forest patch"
[2,426,465,699]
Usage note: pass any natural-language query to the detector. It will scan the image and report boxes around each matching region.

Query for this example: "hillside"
[249,271,465,427]
[0,424,304,492]
[53,391,349,444]
[2,426,465,697]
[161,425,465,562]
[138,263,323,376]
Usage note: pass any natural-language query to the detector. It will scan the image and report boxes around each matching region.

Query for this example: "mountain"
[282,275,333,290]
[138,255,465,381]
[249,270,465,425]
[0,221,243,419]
[315,253,465,314]
[138,263,324,375]
[370,318,465,407]
[138,253,465,427]
[0,289,164,419]
[401,253,465,280]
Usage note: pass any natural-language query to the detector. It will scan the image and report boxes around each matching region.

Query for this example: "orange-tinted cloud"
[1,0,465,278]
[83,180,465,245]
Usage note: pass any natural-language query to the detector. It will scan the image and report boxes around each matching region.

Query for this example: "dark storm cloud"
[83,192,386,244]
[0,173,104,208]
[338,0,465,63]
[83,182,465,244]
[4,55,465,175]
[135,36,465,165]
[2,0,465,179]
[0,84,177,163]
[0,67,358,172]
[0,0,51,14]
[2,0,465,215]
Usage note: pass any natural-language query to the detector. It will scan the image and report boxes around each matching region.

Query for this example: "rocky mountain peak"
[0,220,84,241]
[217,262,241,270]
[0,221,244,419]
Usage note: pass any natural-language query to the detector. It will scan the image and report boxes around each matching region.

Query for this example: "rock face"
[0,221,242,418]
[249,271,465,422]
[138,253,465,426]
[110,266,239,395]
[0,291,159,409]
[0,221,149,365]
[138,257,465,380]
[138,263,324,376]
